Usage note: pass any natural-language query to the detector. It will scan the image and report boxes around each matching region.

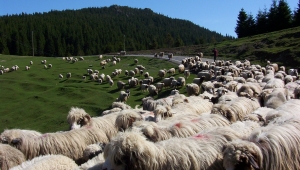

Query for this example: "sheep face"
[222,140,262,170]
[211,105,237,122]
[67,107,91,130]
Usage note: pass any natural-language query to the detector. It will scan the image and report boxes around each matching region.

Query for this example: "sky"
[0,0,299,37]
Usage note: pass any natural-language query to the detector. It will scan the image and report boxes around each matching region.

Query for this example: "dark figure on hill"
[212,48,218,62]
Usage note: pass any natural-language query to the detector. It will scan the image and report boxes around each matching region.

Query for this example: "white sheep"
[148,85,158,96]
[134,59,138,64]
[0,143,26,170]
[48,64,52,68]
[184,70,190,79]
[116,91,130,102]
[186,83,200,96]
[166,68,175,76]
[162,77,175,88]
[29,61,33,65]
[178,64,185,73]
[0,70,3,75]
[261,88,290,109]
[102,123,257,170]
[156,82,164,92]
[66,72,71,78]
[108,79,114,87]
[10,154,78,170]
[140,84,149,92]
[211,97,261,122]
[58,74,63,79]
[25,66,30,71]
[167,53,173,60]
[128,70,135,77]
[116,81,126,89]
[99,55,103,59]
[158,69,166,78]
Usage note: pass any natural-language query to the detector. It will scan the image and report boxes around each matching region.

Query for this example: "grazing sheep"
[102,123,257,170]
[148,85,158,96]
[288,68,298,76]
[167,53,173,60]
[48,64,52,68]
[162,77,175,88]
[44,65,48,69]
[0,144,26,170]
[134,59,138,64]
[108,79,114,87]
[29,61,33,65]
[192,76,205,86]
[211,97,261,122]
[116,81,126,90]
[166,68,175,76]
[197,70,213,81]
[128,70,135,77]
[128,77,139,87]
[159,52,164,57]
[158,69,166,78]
[201,81,215,94]
[25,66,30,71]
[10,154,78,170]
[79,56,84,60]
[0,70,3,75]
[116,90,130,103]
[243,107,275,125]
[222,121,300,170]
[66,72,71,78]
[186,83,200,96]
[155,82,164,92]
[178,64,185,73]
[184,70,190,79]
[79,153,105,170]
[140,84,149,92]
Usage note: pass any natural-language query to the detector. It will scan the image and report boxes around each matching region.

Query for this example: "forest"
[0,5,234,57]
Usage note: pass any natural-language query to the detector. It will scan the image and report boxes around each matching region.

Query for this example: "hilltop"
[127,26,300,69]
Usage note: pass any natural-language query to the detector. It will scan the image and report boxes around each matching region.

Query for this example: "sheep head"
[153,105,172,122]
[115,110,143,131]
[67,107,91,130]
[223,140,262,170]
[103,130,159,170]
[211,104,237,122]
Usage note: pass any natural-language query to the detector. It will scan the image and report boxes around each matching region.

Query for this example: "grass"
[0,55,198,133]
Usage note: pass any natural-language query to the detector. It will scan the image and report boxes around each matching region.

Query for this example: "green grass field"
[0,55,197,133]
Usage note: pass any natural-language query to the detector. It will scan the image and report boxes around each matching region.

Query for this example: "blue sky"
[0,0,298,37]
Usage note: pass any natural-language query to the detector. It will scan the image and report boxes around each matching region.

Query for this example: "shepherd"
[212,47,218,62]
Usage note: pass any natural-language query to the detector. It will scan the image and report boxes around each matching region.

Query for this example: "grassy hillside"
[128,26,300,69]
[0,55,198,133]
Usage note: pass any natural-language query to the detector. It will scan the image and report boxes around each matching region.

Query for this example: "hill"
[127,26,300,69]
[0,5,233,57]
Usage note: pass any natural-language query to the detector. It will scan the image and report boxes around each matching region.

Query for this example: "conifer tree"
[293,0,300,26]
[235,8,248,38]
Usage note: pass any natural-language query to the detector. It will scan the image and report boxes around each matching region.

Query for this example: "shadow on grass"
[108,88,121,93]
[59,79,68,83]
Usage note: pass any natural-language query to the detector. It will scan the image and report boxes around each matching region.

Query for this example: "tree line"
[0,5,234,57]
[235,0,300,38]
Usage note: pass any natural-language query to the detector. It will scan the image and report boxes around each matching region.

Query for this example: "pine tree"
[276,0,292,30]
[293,0,300,26]
[246,13,256,36]
[256,8,268,34]
[267,0,279,32]
[235,8,248,38]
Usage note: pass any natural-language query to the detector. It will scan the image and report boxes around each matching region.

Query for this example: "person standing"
[212,48,218,62]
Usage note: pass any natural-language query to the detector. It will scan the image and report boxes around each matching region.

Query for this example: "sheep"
[178,64,185,73]
[0,129,42,145]
[167,53,173,60]
[44,65,47,69]
[102,123,258,170]
[134,59,138,64]
[263,78,285,89]
[201,81,215,94]
[197,70,213,81]
[116,90,130,102]
[284,75,294,84]
[284,82,299,98]
[159,52,164,57]
[101,102,132,115]
[48,64,52,68]
[261,88,291,109]
[25,66,30,71]
[140,112,230,142]
[66,72,71,78]
[41,60,46,64]
[162,77,175,88]
[59,73,66,79]
[148,85,158,96]
[0,70,3,75]
[141,96,173,111]
[29,61,33,65]
[99,55,103,59]
[211,97,261,122]
[144,71,150,78]
[186,83,200,96]
[158,69,166,78]
[116,81,126,90]
[166,68,175,76]
[155,82,164,92]
[10,154,78,170]
[128,77,139,87]
[128,70,135,77]
[192,76,205,86]
[176,76,186,87]
[79,152,105,170]
[82,143,105,163]
[0,144,26,170]
[222,121,300,170]
[184,70,190,79]
[288,68,298,76]
[236,82,262,98]
[154,96,213,122]
[243,107,275,125]
[8,127,109,163]
[140,84,149,92]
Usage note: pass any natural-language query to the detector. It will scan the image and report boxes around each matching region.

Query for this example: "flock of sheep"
[1,53,300,170]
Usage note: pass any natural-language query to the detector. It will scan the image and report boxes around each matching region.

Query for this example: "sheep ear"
[247,153,260,170]
[184,98,189,103]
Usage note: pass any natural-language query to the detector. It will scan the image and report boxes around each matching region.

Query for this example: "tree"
[174,35,184,47]
[267,0,279,32]
[256,8,268,34]
[293,0,300,26]
[164,33,174,48]
[245,13,256,36]
[276,0,292,30]
[235,8,248,38]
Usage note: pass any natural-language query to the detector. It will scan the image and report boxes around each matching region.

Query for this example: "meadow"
[0,55,197,133]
